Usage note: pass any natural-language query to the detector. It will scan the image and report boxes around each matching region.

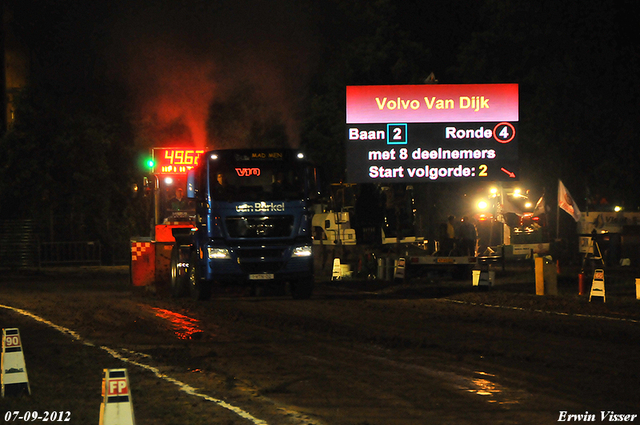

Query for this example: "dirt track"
[1,265,640,424]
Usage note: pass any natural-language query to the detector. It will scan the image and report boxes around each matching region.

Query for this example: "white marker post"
[332,258,342,280]
[589,269,606,302]
[99,368,136,425]
[2,328,31,397]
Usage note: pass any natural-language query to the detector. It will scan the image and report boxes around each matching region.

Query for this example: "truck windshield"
[210,163,305,202]
[161,179,195,224]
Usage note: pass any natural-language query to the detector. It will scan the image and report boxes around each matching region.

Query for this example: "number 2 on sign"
[387,124,408,144]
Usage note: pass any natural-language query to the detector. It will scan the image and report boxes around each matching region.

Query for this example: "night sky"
[4,0,640,207]
[7,0,323,147]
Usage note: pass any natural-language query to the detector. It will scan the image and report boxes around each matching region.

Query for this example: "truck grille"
[226,216,294,238]
[240,261,284,274]
[235,245,287,274]
[238,247,285,258]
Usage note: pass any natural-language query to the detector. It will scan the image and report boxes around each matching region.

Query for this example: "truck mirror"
[187,170,197,198]
[131,177,152,198]
[325,219,331,229]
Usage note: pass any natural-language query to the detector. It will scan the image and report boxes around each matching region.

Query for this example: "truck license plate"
[249,273,274,280]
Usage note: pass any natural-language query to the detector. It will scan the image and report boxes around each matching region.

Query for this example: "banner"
[558,180,581,222]
[346,84,519,123]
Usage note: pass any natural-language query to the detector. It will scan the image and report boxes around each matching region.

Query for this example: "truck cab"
[171,149,318,300]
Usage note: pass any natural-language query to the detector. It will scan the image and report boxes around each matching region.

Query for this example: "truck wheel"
[188,251,211,301]
[291,279,313,300]
[170,245,189,298]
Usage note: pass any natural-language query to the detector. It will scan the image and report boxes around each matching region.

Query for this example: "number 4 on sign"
[494,122,515,143]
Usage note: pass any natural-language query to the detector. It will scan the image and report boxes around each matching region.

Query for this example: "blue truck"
[170,148,319,300]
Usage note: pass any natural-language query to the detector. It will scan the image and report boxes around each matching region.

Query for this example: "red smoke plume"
[124,42,215,150]
[109,1,319,151]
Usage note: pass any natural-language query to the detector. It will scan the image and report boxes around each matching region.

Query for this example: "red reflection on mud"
[148,307,205,340]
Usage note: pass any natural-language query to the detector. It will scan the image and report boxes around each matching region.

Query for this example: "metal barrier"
[0,219,39,268]
[39,241,102,266]
[1,220,106,267]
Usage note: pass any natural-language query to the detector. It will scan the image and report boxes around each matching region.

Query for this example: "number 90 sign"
[4,335,21,347]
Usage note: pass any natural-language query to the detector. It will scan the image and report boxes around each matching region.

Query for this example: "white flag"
[532,195,547,217]
[558,180,581,222]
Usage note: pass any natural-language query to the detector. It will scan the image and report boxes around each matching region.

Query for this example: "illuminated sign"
[251,152,283,159]
[235,202,285,213]
[346,84,518,183]
[152,148,206,174]
[236,167,261,176]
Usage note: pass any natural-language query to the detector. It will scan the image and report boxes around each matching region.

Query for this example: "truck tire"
[290,278,313,300]
[170,245,189,298]
[188,251,211,301]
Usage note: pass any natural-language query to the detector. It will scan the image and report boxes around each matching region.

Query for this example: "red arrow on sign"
[501,167,516,178]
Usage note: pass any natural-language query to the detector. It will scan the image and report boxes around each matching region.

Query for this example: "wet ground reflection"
[468,371,501,398]
[141,305,207,340]
[460,371,523,405]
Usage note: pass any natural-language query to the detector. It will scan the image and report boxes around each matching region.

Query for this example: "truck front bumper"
[201,243,314,284]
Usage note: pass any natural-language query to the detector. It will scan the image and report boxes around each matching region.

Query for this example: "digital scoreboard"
[152,148,206,174]
[346,84,519,183]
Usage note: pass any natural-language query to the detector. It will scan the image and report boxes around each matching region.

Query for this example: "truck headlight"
[208,247,231,259]
[292,245,312,257]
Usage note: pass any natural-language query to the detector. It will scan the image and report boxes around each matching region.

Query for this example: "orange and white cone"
[99,368,136,425]
[2,328,31,397]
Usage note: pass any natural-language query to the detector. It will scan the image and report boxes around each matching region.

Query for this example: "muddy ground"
[1,264,639,424]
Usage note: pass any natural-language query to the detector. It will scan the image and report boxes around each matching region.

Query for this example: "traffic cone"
[2,328,31,397]
[99,368,136,425]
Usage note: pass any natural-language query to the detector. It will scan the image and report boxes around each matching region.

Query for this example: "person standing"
[442,215,457,254]
[459,216,477,256]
